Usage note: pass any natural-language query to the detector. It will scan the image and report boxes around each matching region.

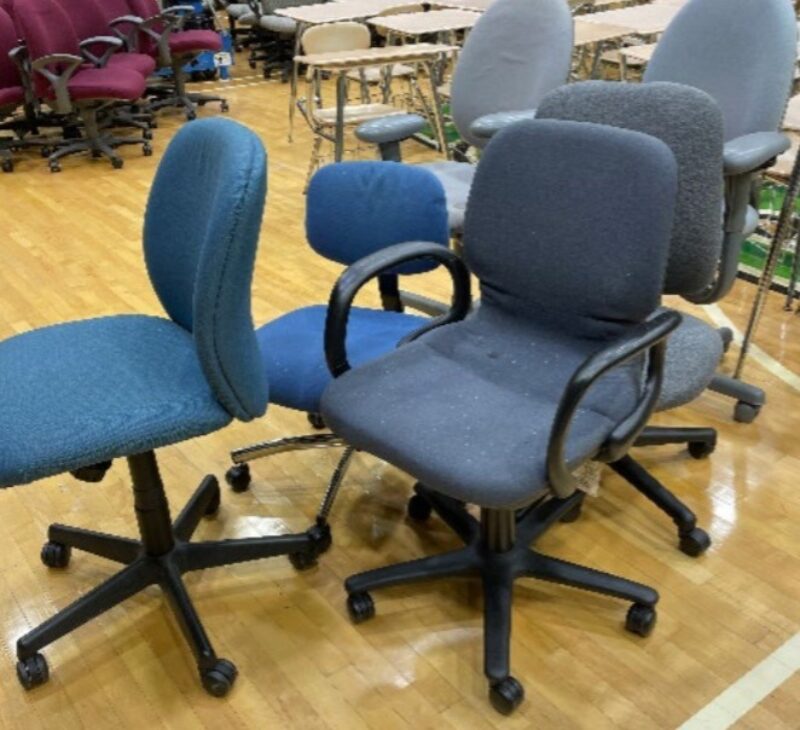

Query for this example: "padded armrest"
[325,241,471,377]
[356,114,427,146]
[547,310,681,498]
[469,109,538,142]
[109,15,144,49]
[79,36,123,68]
[723,131,790,176]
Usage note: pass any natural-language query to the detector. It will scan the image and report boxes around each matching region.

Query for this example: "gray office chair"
[642,0,797,422]
[320,118,681,714]
[355,0,574,234]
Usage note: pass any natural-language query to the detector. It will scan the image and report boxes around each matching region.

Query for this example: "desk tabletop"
[618,41,658,62]
[783,95,800,133]
[573,19,631,46]
[580,2,681,35]
[295,42,458,70]
[277,0,412,24]
[431,0,495,10]
[368,8,481,34]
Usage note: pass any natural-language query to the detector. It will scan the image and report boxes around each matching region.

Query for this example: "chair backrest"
[301,21,370,54]
[644,0,797,140]
[0,7,21,92]
[144,118,269,422]
[464,119,677,338]
[537,81,724,297]
[125,0,162,55]
[55,0,107,41]
[451,0,573,149]
[306,161,449,272]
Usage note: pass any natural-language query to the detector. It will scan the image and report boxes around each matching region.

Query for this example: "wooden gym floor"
[1,62,799,730]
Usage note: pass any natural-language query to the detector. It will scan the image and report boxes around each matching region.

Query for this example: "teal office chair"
[0,118,327,697]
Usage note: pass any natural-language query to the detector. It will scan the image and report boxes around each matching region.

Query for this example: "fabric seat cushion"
[258,305,426,414]
[0,84,24,108]
[226,2,252,18]
[108,52,157,77]
[258,15,297,34]
[58,66,146,102]
[169,30,223,55]
[656,307,724,411]
[0,315,231,487]
[322,305,642,509]
[418,161,475,232]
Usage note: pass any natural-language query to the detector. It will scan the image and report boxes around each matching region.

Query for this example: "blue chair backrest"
[305,161,449,273]
[144,118,269,422]
[464,119,678,338]
[644,0,797,140]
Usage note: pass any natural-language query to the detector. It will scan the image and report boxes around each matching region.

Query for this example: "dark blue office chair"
[0,118,326,697]
[320,119,681,714]
[226,161,450,532]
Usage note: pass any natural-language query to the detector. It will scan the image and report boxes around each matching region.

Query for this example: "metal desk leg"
[783,225,800,310]
[735,149,800,377]
[427,58,448,159]
[288,22,306,143]
[334,71,347,162]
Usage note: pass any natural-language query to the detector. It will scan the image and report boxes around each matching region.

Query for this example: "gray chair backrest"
[451,0,573,149]
[644,0,797,140]
[464,119,677,338]
[537,81,724,298]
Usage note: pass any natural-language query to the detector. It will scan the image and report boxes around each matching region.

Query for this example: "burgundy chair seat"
[0,84,24,108]
[45,66,146,102]
[169,30,222,56]
[108,52,157,77]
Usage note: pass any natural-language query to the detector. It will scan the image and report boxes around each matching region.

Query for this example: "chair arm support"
[324,241,472,377]
[355,114,427,147]
[723,132,790,176]
[469,109,538,142]
[79,36,123,68]
[546,310,681,498]
[31,54,84,114]
[109,15,144,50]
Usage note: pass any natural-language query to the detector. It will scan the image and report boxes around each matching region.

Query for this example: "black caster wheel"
[688,440,715,459]
[91,149,102,158]
[198,100,207,107]
[719,327,734,353]
[186,110,197,122]
[280,69,290,84]
[248,59,256,69]
[625,603,657,637]
[288,549,318,571]
[346,592,375,624]
[70,460,112,483]
[1,158,13,173]
[201,658,237,697]
[560,501,582,523]
[149,120,159,129]
[41,541,71,569]
[49,161,61,173]
[679,527,711,557]
[734,401,761,424]
[307,412,326,430]
[221,101,229,113]
[41,146,52,158]
[143,130,153,140]
[204,481,221,517]
[489,676,524,715]
[225,464,251,493]
[142,143,153,157]
[308,520,332,556]
[17,653,49,691]
[111,157,124,170]
[407,493,432,522]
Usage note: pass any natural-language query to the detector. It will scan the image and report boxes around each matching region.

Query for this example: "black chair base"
[344,484,659,715]
[16,451,330,697]
[634,424,717,459]
[150,60,230,122]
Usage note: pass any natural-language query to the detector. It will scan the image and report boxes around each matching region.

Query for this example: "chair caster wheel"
[734,401,761,423]
[307,412,326,430]
[289,549,318,571]
[248,60,256,69]
[1,158,13,173]
[186,110,197,122]
[225,464,251,493]
[560,501,582,523]
[41,146,52,158]
[204,481,221,517]
[111,157,124,169]
[688,440,715,459]
[41,541,71,569]
[143,130,153,140]
[719,327,734,353]
[201,658,237,697]
[679,527,711,557]
[625,603,657,637]
[489,676,524,715]
[70,460,112,483]
[142,143,153,157]
[407,493,432,522]
[308,520,332,556]
[17,653,49,690]
[221,101,229,113]
[49,161,61,173]
[347,592,375,624]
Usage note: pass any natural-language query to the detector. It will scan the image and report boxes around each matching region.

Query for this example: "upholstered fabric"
[322,120,678,508]
[657,308,723,411]
[538,81,724,297]
[0,316,231,488]
[258,15,296,34]
[258,305,426,413]
[0,7,21,91]
[170,29,223,55]
[0,84,23,108]
[144,118,269,422]
[108,52,157,77]
[450,0,572,149]
[644,0,797,141]
[306,161,449,273]
[226,2,252,18]
[60,66,146,101]
[417,161,474,232]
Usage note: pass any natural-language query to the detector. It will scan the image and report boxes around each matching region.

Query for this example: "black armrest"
[109,14,144,50]
[469,109,538,142]
[546,310,681,498]
[79,35,123,68]
[324,241,472,377]
[161,5,197,30]
[31,54,84,114]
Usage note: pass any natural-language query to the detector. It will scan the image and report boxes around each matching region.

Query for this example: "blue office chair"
[320,119,681,714]
[225,161,450,533]
[0,118,326,697]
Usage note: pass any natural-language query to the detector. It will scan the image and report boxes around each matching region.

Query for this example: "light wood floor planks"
[1,62,799,729]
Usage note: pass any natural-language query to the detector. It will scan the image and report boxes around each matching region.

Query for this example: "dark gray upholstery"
[537,81,723,296]
[643,0,797,142]
[322,119,678,508]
